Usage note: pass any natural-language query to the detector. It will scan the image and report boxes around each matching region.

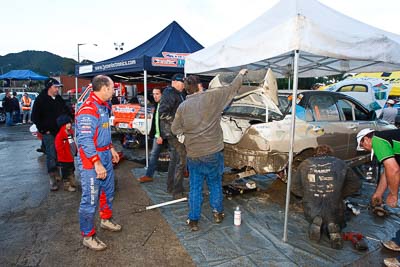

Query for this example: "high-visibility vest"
[21,96,32,110]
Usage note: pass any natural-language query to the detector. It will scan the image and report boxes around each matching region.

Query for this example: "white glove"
[177,134,185,144]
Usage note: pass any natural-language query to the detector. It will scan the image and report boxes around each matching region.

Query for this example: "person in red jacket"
[55,115,77,192]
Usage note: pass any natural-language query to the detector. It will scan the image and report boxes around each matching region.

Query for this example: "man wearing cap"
[32,78,71,191]
[171,70,247,231]
[357,128,400,262]
[379,99,398,124]
[159,73,187,199]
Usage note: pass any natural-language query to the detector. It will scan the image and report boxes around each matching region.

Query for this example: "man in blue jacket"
[76,75,121,251]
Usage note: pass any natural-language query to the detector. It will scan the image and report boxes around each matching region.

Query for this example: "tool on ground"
[344,200,361,215]
[146,197,187,210]
[342,232,369,251]
[142,227,157,246]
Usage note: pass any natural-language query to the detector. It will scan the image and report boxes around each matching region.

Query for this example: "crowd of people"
[24,74,400,266]
[2,91,33,126]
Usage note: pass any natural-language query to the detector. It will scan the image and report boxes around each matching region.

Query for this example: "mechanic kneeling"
[291,145,361,249]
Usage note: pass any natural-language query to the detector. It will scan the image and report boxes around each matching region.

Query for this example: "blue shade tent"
[0,70,48,80]
[76,21,203,167]
[76,21,203,78]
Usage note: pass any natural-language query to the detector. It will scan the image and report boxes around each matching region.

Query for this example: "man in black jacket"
[291,145,361,249]
[32,78,71,191]
[11,92,21,123]
[3,92,14,126]
[159,74,186,199]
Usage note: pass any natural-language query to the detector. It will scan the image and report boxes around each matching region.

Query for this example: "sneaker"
[328,223,343,249]
[63,182,76,192]
[308,216,322,242]
[213,212,225,224]
[382,240,400,252]
[137,176,153,183]
[186,219,199,232]
[100,219,122,232]
[50,183,58,191]
[83,235,107,251]
[384,257,400,267]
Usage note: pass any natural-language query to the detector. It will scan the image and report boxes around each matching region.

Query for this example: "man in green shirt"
[138,88,163,183]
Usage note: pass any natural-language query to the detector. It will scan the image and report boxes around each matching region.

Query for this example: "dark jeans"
[58,162,75,181]
[167,137,186,194]
[13,110,20,123]
[146,138,162,177]
[6,112,13,126]
[187,151,224,221]
[42,133,57,173]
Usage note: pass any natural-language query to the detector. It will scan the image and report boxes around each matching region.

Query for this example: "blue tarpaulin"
[0,70,48,80]
[77,21,204,77]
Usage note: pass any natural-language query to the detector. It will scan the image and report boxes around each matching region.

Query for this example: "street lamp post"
[75,43,98,111]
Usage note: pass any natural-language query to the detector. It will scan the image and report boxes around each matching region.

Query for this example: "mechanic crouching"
[291,145,361,249]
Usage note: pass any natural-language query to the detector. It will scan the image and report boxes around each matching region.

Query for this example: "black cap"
[171,73,185,82]
[45,78,63,89]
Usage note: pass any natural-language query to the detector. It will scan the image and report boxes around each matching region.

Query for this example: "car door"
[336,95,376,158]
[304,93,349,159]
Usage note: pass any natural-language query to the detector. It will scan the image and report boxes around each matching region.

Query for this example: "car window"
[353,104,370,120]
[337,99,354,121]
[307,95,340,121]
[337,85,353,92]
[0,93,4,101]
[28,93,37,100]
[353,85,368,92]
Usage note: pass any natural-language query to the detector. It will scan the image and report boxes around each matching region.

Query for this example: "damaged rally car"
[217,69,396,180]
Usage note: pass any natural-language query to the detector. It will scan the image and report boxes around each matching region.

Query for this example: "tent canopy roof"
[78,21,203,79]
[185,0,400,77]
[0,70,48,80]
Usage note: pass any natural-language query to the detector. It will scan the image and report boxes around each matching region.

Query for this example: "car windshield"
[0,93,4,101]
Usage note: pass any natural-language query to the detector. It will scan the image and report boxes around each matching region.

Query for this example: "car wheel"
[0,112,5,123]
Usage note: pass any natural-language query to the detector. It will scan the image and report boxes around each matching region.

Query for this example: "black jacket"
[158,86,185,139]
[2,96,13,112]
[11,97,20,112]
[291,156,361,226]
[31,89,70,135]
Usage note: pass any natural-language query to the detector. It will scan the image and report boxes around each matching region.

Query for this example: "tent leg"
[283,50,299,243]
[144,70,149,168]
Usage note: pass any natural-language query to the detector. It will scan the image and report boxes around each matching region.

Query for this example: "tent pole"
[283,50,299,243]
[288,75,291,90]
[144,70,149,168]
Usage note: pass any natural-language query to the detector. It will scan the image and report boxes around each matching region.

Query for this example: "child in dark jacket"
[55,115,77,192]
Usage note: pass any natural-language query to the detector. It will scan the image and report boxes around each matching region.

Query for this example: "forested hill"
[0,50,78,76]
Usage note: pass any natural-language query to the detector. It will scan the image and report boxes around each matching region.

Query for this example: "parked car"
[323,77,393,117]
[219,75,396,180]
[0,92,38,123]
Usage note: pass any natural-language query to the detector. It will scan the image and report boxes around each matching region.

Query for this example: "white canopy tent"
[185,0,400,242]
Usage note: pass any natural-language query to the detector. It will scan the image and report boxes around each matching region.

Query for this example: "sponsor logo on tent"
[152,52,190,67]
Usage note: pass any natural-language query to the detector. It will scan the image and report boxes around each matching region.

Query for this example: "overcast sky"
[1,0,399,63]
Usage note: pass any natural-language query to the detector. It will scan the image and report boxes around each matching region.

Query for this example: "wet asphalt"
[0,123,49,216]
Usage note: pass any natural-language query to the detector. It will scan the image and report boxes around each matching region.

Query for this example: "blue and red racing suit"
[76,92,114,237]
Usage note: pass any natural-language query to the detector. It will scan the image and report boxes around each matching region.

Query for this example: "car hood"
[209,68,282,116]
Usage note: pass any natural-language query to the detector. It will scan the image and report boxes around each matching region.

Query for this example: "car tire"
[0,111,5,123]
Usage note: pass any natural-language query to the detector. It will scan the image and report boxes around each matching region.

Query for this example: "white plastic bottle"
[234,206,241,226]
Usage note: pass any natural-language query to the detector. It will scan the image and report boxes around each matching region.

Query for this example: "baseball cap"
[45,78,63,89]
[171,73,185,82]
[387,99,395,105]
[356,128,375,151]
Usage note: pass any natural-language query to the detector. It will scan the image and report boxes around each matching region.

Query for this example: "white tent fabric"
[184,0,400,242]
[185,0,400,77]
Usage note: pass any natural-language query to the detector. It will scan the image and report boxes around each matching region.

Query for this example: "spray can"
[234,206,241,226]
